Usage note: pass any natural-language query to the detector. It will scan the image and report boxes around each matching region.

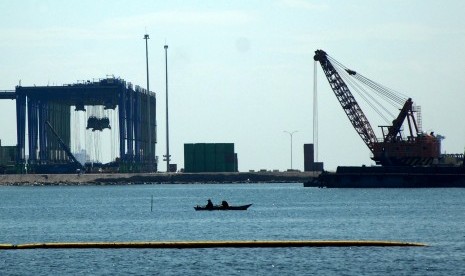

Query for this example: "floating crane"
[313,50,440,166]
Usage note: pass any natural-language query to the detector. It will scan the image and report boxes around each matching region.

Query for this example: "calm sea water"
[1,183,464,275]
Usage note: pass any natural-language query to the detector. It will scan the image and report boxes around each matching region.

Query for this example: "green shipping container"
[184,144,195,172]
[194,143,206,172]
[185,143,237,173]
[205,143,216,172]
[224,143,235,172]
[215,143,226,172]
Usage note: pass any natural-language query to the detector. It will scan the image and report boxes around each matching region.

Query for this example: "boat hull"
[194,204,252,211]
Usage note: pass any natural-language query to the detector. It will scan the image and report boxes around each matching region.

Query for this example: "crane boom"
[314,49,378,152]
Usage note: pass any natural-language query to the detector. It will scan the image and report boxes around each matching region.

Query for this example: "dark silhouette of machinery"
[86,116,111,131]
[13,76,157,173]
[314,49,440,166]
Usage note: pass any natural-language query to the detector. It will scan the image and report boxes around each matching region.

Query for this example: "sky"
[0,0,464,172]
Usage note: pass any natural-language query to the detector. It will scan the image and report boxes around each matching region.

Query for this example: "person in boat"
[221,200,229,208]
[206,199,214,209]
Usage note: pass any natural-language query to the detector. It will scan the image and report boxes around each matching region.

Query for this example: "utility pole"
[163,44,171,172]
[144,33,152,167]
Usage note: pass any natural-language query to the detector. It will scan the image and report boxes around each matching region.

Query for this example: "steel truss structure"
[14,77,157,173]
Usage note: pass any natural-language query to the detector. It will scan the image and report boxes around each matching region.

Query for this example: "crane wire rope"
[313,60,318,162]
[353,74,408,104]
[327,55,407,105]
[337,67,394,124]
[340,67,400,112]
[327,55,407,103]
[326,54,410,128]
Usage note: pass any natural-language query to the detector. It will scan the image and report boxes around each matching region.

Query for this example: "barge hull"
[307,166,465,188]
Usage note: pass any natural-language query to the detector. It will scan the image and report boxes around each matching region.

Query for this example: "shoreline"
[0,171,319,186]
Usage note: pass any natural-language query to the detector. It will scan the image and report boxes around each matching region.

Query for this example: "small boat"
[194,204,252,211]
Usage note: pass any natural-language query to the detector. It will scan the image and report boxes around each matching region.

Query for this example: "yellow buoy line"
[0,240,426,250]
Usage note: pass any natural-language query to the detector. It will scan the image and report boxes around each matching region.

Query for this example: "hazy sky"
[1,0,464,172]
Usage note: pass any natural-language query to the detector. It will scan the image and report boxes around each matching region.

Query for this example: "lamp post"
[143,33,152,166]
[163,44,171,172]
[283,130,298,170]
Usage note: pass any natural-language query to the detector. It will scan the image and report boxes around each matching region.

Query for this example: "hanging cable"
[327,54,411,128]
[338,67,396,123]
[313,60,318,162]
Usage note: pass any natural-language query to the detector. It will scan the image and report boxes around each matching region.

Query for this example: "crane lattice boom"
[313,49,378,152]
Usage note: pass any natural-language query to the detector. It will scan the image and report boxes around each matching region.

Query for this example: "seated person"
[206,199,213,209]
[221,200,229,208]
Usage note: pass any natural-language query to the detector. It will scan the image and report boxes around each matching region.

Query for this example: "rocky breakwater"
[0,172,319,186]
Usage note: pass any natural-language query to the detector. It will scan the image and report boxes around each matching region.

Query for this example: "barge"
[305,166,465,188]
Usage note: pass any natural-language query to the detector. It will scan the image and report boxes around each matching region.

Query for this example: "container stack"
[184,143,237,173]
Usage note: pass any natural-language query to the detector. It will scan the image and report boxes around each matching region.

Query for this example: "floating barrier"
[0,240,426,250]
[0,244,14,249]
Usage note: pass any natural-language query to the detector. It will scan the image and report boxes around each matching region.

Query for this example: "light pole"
[163,44,171,172]
[143,33,152,166]
[283,130,298,170]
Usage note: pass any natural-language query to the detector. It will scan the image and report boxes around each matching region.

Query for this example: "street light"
[283,130,298,170]
[143,33,152,166]
[163,44,171,172]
